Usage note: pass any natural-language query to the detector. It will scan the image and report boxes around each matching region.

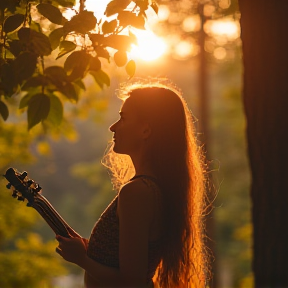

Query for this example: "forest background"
[0,0,250,287]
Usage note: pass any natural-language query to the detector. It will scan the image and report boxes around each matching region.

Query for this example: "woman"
[56,82,210,287]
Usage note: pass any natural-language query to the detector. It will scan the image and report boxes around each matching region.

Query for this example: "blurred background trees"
[0,0,254,287]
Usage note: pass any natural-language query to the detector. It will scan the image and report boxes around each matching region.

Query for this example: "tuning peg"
[12,190,17,198]
[19,171,27,180]
[17,196,24,201]
[6,183,12,189]
[27,180,33,187]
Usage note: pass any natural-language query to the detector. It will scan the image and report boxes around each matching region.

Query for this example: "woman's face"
[109,98,148,156]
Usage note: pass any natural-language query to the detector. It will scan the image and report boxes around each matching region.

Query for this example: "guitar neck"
[31,193,74,238]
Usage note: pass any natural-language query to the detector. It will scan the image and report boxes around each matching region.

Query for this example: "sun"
[129,29,167,61]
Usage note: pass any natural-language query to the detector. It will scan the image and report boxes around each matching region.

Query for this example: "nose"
[109,121,117,132]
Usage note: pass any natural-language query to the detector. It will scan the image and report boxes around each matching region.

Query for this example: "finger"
[56,235,64,242]
[55,247,62,255]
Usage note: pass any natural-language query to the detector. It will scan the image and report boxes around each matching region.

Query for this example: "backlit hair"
[102,79,210,287]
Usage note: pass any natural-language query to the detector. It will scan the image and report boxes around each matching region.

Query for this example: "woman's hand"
[56,235,88,266]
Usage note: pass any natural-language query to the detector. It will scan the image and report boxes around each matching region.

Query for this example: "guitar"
[3,167,76,238]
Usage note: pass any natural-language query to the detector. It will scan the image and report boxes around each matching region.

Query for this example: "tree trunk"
[239,1,288,287]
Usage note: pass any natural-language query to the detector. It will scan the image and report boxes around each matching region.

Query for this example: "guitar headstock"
[3,167,41,204]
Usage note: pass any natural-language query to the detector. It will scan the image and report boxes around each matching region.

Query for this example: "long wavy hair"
[102,80,210,287]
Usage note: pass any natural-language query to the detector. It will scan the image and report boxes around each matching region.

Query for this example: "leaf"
[135,0,149,11]
[102,19,117,34]
[3,14,25,33]
[150,2,158,15]
[49,27,64,50]
[46,94,63,126]
[58,82,78,101]
[63,11,97,35]
[14,52,38,83]
[53,0,75,8]
[117,11,145,29]
[18,28,52,56]
[44,66,68,89]
[22,75,48,91]
[133,14,146,30]
[0,62,18,95]
[125,60,136,78]
[7,40,24,57]
[105,0,131,17]
[114,50,127,67]
[89,56,101,72]
[102,34,136,51]
[56,40,76,59]
[37,3,67,25]
[27,93,50,130]
[0,101,9,120]
[89,70,110,89]
[64,50,90,81]
[19,93,34,109]
[45,66,68,83]
[74,79,86,90]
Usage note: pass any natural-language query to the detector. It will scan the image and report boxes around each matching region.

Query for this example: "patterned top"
[85,176,163,286]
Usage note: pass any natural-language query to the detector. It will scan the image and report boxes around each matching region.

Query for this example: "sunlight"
[174,40,198,60]
[130,30,167,61]
[205,18,240,40]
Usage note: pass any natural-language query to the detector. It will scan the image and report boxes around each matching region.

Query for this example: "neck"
[130,151,156,178]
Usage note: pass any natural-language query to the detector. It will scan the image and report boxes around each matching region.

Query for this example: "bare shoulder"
[118,178,156,218]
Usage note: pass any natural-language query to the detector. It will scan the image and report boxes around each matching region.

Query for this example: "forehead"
[120,98,137,113]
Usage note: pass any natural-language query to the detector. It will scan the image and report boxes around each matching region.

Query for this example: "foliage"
[0,178,67,288]
[0,0,157,130]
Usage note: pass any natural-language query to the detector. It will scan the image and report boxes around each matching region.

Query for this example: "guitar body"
[4,167,75,238]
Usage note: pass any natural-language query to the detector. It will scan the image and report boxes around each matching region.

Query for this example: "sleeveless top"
[85,175,163,287]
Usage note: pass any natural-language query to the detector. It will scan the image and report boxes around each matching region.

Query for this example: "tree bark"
[239,1,288,287]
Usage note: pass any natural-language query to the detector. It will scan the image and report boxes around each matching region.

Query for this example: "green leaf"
[46,94,63,126]
[125,59,136,78]
[102,19,117,34]
[27,93,50,130]
[22,75,48,91]
[45,66,68,82]
[114,50,127,67]
[63,11,97,35]
[94,46,110,60]
[14,52,38,83]
[0,101,9,120]
[49,27,64,50]
[74,79,86,90]
[105,0,131,17]
[0,62,17,96]
[19,93,34,109]
[18,28,52,56]
[7,40,23,57]
[117,11,145,29]
[3,14,25,33]
[89,56,101,72]
[56,40,76,59]
[44,66,68,90]
[37,3,67,25]
[58,82,78,101]
[89,69,110,89]
[64,50,90,81]
[102,34,136,51]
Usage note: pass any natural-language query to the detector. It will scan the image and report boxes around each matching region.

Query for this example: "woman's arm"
[56,179,155,287]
